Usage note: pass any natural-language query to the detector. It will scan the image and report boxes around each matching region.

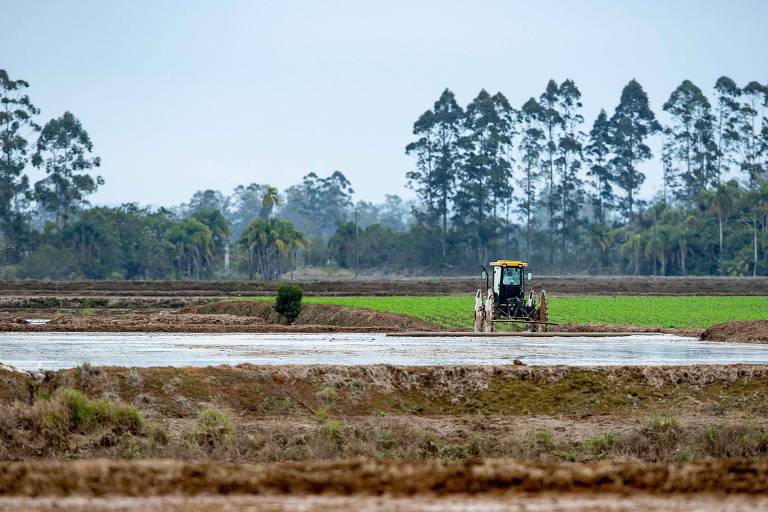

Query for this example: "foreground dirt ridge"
[3,363,768,416]
[0,458,767,496]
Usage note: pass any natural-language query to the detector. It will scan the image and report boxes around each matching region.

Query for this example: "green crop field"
[249,295,768,329]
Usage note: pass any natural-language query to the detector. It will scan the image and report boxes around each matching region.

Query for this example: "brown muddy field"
[0,301,440,333]
[3,459,768,511]
[2,363,768,510]
[1,275,767,298]
[0,277,766,510]
[703,320,768,343]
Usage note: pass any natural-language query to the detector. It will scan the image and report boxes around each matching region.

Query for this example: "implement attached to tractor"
[474,260,552,332]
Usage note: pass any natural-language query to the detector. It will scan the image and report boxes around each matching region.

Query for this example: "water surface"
[1,332,766,370]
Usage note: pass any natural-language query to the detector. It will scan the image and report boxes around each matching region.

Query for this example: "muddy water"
[2,332,768,371]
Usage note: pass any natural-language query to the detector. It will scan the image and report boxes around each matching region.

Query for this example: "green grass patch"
[246,295,768,329]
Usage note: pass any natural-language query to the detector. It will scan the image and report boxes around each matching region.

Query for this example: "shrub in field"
[187,407,235,452]
[0,387,144,455]
[275,284,303,323]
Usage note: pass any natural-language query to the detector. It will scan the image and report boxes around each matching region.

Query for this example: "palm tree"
[619,231,642,275]
[586,223,610,274]
[239,217,307,280]
[702,180,738,270]
[260,186,280,219]
[166,219,214,279]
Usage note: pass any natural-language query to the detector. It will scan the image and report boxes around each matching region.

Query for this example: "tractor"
[474,260,550,332]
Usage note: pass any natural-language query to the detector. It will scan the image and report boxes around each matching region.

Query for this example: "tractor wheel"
[538,290,548,323]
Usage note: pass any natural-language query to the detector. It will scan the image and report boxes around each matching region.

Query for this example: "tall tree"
[185,189,226,215]
[191,208,231,260]
[609,79,660,221]
[0,69,40,257]
[32,112,102,227]
[517,98,544,259]
[405,89,463,258]
[554,79,585,256]
[454,89,513,264]
[702,180,739,269]
[225,183,268,239]
[662,80,717,201]
[166,218,213,280]
[712,76,742,182]
[239,217,307,280]
[736,81,768,187]
[586,109,614,224]
[260,185,280,219]
[537,80,564,262]
[280,171,353,240]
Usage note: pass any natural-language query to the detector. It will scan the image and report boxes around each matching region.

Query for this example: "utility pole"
[354,207,359,279]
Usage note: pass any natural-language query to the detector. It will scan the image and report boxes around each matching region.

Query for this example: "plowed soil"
[1,275,767,296]
[702,320,768,343]
[0,458,767,495]
[3,493,767,512]
[0,302,439,333]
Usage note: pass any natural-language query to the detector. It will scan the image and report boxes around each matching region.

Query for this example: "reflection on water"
[1,332,767,371]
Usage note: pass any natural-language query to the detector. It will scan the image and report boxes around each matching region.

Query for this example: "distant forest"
[1,68,767,279]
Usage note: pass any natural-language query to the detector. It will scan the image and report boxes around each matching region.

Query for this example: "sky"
[2,0,767,208]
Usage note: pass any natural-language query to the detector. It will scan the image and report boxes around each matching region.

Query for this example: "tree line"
[2,66,767,279]
[403,78,768,275]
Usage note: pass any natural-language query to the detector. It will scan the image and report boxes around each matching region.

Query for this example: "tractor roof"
[490,260,528,267]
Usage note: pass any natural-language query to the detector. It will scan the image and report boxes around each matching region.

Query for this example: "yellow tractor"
[475,260,549,332]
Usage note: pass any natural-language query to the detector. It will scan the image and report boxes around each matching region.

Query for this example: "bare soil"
[702,320,768,343]
[1,276,766,297]
[0,301,439,333]
[0,458,767,496]
[3,493,767,512]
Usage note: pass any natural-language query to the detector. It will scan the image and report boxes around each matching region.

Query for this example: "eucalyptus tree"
[280,171,353,240]
[537,80,564,261]
[454,89,513,264]
[712,76,742,181]
[405,89,464,258]
[662,80,717,201]
[225,183,268,239]
[609,79,660,221]
[737,81,768,187]
[0,69,40,257]
[586,109,614,224]
[517,98,545,259]
[554,79,585,256]
[32,112,102,227]
[702,180,739,267]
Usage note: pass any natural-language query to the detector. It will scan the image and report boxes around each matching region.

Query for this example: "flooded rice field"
[2,332,768,370]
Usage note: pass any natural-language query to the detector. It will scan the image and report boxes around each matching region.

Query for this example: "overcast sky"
[2,0,767,207]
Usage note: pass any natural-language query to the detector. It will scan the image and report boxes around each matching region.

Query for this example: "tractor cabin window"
[502,266,522,286]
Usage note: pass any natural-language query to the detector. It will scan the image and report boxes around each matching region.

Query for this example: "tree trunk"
[718,212,724,258]
[754,211,759,277]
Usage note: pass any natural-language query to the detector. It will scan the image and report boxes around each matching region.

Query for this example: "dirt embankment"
[2,276,767,297]
[701,320,768,343]
[0,301,439,333]
[8,363,768,419]
[1,458,767,497]
[3,364,768,466]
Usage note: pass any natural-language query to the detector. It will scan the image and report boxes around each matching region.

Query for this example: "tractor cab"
[489,260,531,306]
[478,259,547,330]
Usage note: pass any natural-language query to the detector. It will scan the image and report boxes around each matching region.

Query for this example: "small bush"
[275,284,303,323]
[188,407,235,451]
[60,388,143,434]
